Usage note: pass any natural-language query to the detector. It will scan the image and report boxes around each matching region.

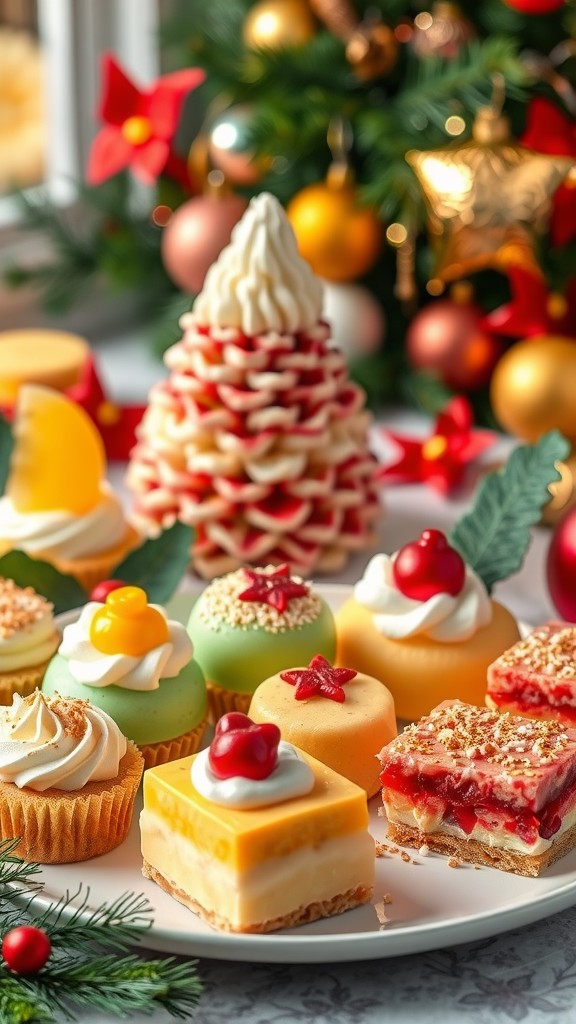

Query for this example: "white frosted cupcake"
[0,577,60,705]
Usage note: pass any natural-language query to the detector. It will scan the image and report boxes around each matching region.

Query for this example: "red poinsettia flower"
[377,396,495,495]
[521,96,576,247]
[87,53,205,187]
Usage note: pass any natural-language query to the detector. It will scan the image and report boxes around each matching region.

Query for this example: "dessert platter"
[3,192,576,967]
[15,585,576,965]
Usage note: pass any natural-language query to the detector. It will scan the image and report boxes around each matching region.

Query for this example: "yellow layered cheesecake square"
[140,750,375,933]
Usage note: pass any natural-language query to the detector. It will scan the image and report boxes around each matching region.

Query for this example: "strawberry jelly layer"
[489,688,576,724]
[378,700,576,816]
[487,623,576,711]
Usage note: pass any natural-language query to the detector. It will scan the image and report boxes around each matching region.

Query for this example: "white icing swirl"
[354,552,492,643]
[0,616,59,671]
[191,740,314,809]
[0,483,128,559]
[59,602,193,691]
[0,691,126,791]
[192,193,324,335]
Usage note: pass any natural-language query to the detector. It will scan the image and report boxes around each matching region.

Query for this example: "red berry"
[392,529,466,602]
[89,579,127,603]
[2,925,51,975]
[209,713,281,780]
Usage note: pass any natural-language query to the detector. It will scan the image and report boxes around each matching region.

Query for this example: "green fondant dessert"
[42,585,207,768]
[186,564,336,721]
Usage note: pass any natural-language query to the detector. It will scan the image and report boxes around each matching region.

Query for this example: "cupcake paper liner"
[0,741,144,864]
[138,718,208,770]
[50,525,142,592]
[207,683,252,724]
[0,652,57,706]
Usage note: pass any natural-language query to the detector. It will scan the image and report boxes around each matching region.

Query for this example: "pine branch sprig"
[0,843,203,1024]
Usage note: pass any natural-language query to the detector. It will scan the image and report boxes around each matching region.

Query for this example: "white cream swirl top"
[192,192,324,335]
[0,578,58,670]
[0,482,127,559]
[0,691,126,791]
[354,552,492,643]
[59,602,193,691]
[191,741,314,809]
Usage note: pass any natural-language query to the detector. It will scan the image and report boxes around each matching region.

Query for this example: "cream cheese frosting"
[0,691,126,791]
[0,482,127,559]
[59,602,193,691]
[354,552,492,642]
[191,740,314,809]
[0,578,58,670]
[191,192,324,335]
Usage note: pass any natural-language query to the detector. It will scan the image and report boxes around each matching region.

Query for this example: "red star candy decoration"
[377,396,495,495]
[280,655,357,702]
[237,564,309,613]
[87,53,205,187]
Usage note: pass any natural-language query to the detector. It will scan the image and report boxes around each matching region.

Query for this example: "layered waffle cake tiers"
[127,192,381,579]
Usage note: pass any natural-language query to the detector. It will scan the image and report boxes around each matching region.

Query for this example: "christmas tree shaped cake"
[127,193,381,579]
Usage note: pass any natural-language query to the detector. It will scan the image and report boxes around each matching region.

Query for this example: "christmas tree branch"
[0,841,203,1024]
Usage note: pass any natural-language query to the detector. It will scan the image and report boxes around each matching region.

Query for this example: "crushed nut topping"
[196,565,323,632]
[495,626,576,681]
[387,700,571,768]
[0,577,53,639]
[46,694,89,739]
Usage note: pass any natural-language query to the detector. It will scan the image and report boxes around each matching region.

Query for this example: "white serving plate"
[30,585,576,964]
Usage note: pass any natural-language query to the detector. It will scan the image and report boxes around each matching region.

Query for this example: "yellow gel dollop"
[89,586,169,657]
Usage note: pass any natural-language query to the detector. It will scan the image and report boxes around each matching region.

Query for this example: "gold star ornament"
[407,105,574,289]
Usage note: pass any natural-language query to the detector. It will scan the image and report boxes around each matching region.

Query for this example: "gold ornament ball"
[490,336,576,444]
[287,182,383,282]
[243,0,317,49]
[346,22,398,79]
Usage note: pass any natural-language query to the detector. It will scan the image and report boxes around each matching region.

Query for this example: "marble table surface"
[26,333,576,1022]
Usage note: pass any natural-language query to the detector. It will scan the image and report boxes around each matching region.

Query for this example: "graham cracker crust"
[142,859,373,933]
[386,819,576,878]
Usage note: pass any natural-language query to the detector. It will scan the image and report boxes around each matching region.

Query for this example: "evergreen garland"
[0,838,203,1024]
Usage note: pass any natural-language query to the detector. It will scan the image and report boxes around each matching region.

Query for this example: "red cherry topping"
[237,564,309,613]
[281,655,357,702]
[2,925,52,975]
[89,579,127,603]
[392,529,466,602]
[208,712,281,781]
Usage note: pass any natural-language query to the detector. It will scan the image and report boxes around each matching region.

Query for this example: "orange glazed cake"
[378,699,576,877]
[249,655,396,798]
[140,712,375,933]
[487,622,576,726]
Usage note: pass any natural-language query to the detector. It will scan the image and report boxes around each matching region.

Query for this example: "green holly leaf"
[113,522,193,604]
[0,412,13,495]
[0,551,88,614]
[449,430,570,594]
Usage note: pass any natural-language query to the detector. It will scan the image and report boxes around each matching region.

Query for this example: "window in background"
[0,0,45,196]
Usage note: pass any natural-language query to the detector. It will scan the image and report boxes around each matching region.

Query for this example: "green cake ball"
[42,654,206,745]
[187,566,336,699]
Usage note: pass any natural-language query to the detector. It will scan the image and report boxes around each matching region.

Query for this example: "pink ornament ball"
[502,0,564,10]
[546,507,576,622]
[161,194,248,295]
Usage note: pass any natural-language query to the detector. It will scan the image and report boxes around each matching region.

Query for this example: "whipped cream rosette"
[0,690,143,863]
[127,192,381,578]
[0,576,60,705]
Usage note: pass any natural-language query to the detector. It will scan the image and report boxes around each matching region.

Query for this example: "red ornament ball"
[406,298,503,391]
[161,194,248,295]
[502,0,564,11]
[392,529,466,602]
[2,925,52,975]
[89,579,127,603]
[546,507,576,621]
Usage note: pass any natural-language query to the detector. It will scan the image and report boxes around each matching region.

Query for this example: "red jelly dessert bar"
[487,622,576,727]
[378,699,576,876]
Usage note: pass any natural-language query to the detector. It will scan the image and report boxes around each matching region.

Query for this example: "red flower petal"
[86,126,132,185]
[147,68,206,138]
[521,97,576,157]
[98,53,142,126]
[130,138,170,184]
